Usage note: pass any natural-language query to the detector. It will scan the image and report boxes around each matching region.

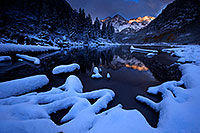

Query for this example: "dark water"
[0,45,180,127]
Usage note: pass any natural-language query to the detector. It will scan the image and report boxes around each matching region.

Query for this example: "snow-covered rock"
[91,67,103,79]
[0,75,49,99]
[93,67,99,74]
[146,53,157,58]
[52,63,80,74]
[18,59,24,62]
[107,73,111,79]
[99,68,102,72]
[16,54,40,65]
[0,56,11,62]
[91,73,103,79]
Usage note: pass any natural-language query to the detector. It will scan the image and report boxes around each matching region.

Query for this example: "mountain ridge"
[100,14,155,34]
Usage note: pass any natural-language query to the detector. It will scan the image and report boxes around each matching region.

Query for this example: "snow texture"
[0,75,49,99]
[52,63,80,74]
[16,54,40,64]
[0,56,11,62]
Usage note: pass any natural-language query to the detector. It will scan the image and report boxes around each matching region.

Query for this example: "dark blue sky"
[67,0,174,20]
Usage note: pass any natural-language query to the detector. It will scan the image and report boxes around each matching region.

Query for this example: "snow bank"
[89,105,155,133]
[16,54,40,65]
[0,56,11,62]
[136,63,200,132]
[162,45,200,65]
[0,75,49,98]
[52,63,80,74]
[0,43,60,53]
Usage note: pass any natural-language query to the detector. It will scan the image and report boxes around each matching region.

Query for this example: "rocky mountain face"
[121,0,200,44]
[0,0,114,46]
[101,15,155,34]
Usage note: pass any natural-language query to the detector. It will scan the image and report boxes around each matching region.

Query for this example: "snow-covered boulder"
[52,63,80,74]
[107,73,111,79]
[99,68,102,72]
[0,75,49,98]
[0,56,11,62]
[91,73,103,79]
[16,54,40,65]
[93,67,99,74]
[91,67,103,79]
[63,75,83,93]
[146,53,157,58]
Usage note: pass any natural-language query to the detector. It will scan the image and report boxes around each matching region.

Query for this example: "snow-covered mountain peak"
[101,15,155,33]
[128,16,155,24]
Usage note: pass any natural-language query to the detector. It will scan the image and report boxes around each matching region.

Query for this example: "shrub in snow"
[16,54,40,65]
[0,75,49,99]
[52,63,80,74]
[0,56,11,62]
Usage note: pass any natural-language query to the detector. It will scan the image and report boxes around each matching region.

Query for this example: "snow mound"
[0,75,49,99]
[52,63,80,74]
[0,56,11,62]
[16,54,40,65]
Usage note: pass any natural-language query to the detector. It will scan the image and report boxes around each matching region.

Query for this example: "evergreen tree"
[93,17,101,38]
[101,22,107,39]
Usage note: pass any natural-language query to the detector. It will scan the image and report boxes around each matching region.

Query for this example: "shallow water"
[0,45,180,127]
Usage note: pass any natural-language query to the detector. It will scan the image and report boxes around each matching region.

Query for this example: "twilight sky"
[67,0,174,20]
